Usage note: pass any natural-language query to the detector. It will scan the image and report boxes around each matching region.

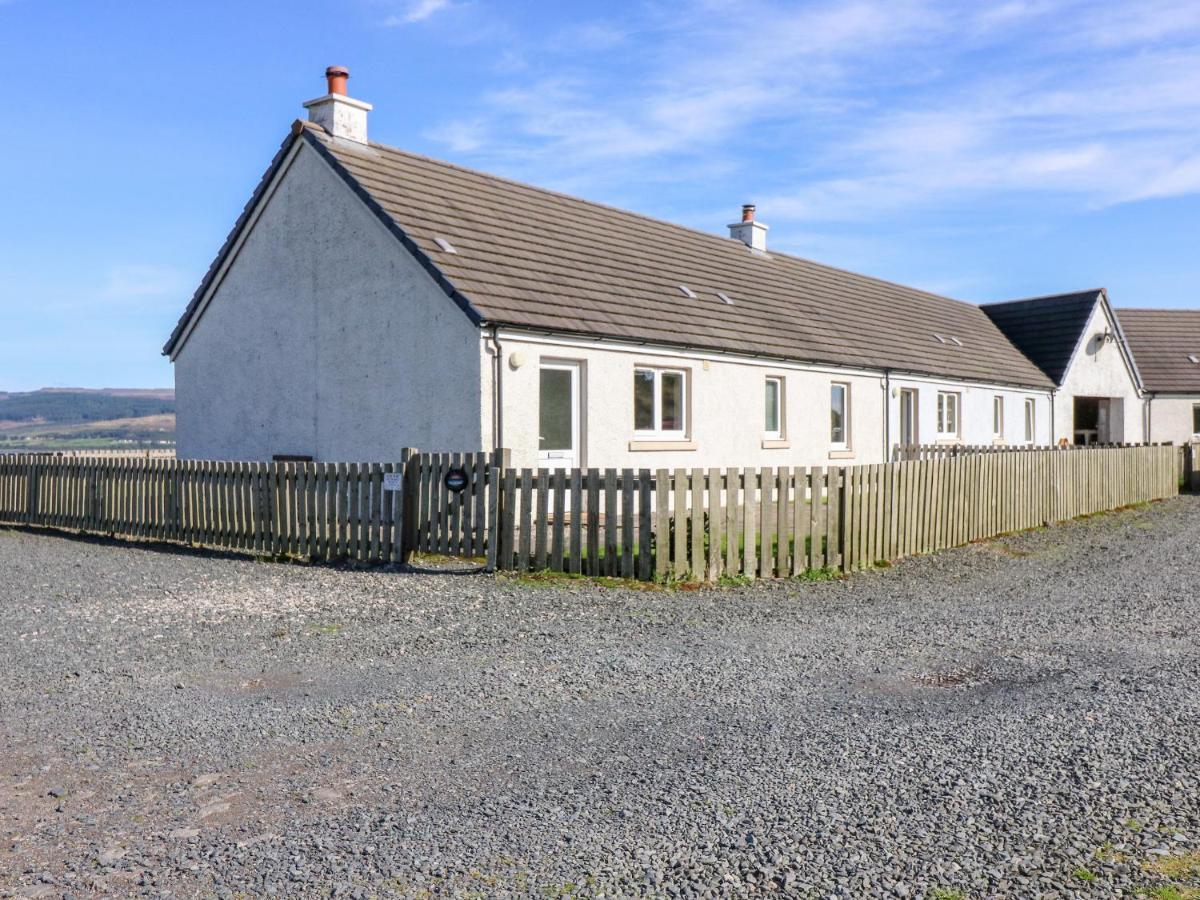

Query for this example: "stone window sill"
[628,439,698,452]
[761,439,791,449]
[828,449,856,460]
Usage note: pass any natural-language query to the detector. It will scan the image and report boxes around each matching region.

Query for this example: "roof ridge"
[981,289,1104,308]
[1115,306,1200,313]
[315,127,994,315]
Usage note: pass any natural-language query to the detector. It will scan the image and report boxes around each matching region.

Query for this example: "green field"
[0,388,174,453]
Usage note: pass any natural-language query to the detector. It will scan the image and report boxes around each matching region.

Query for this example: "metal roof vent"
[933,333,947,344]
[1189,354,1200,365]
[433,236,458,254]
[679,285,697,299]
[716,292,734,305]
[949,336,963,347]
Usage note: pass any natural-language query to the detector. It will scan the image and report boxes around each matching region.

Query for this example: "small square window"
[936,391,960,439]
[633,367,687,438]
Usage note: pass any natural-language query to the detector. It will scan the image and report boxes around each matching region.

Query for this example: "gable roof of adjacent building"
[980,290,1105,385]
[982,288,1144,393]
[1115,308,1200,394]
[165,120,1054,390]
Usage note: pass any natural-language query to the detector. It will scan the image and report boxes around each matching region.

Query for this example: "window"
[1024,398,1036,443]
[1192,404,1200,437]
[633,367,686,437]
[899,389,918,446]
[764,377,783,439]
[936,391,960,439]
[993,395,1005,440]
[830,383,849,447]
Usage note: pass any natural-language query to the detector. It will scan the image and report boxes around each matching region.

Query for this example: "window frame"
[936,390,961,440]
[764,376,785,440]
[992,395,1005,441]
[1193,403,1200,438]
[830,382,850,449]
[632,366,688,439]
[1024,398,1036,443]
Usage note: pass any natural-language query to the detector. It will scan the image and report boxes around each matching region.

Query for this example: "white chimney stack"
[303,66,372,144]
[728,203,768,254]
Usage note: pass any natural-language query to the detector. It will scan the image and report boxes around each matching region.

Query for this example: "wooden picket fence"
[0,445,1180,580]
[485,466,843,581]
[0,450,502,564]
[893,442,1162,461]
[0,448,176,459]
[491,445,1180,580]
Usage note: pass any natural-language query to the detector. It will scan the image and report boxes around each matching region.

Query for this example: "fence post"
[26,458,41,526]
[393,447,417,564]
[483,448,510,572]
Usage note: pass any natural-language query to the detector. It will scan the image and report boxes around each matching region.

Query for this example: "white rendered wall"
[1149,397,1200,444]
[885,375,1052,450]
[1054,302,1144,444]
[173,142,485,461]
[491,332,1053,470]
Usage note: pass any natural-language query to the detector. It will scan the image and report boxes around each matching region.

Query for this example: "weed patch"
[1146,851,1200,881]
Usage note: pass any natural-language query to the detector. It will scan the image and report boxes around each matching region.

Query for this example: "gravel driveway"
[1,496,1198,899]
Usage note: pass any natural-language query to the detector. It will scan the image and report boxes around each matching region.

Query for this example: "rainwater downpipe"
[882,369,891,461]
[490,325,504,454]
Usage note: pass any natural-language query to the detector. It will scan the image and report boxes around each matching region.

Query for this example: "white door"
[538,362,580,468]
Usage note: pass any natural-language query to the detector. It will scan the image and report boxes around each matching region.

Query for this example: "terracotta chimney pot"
[742,203,756,223]
[326,66,350,96]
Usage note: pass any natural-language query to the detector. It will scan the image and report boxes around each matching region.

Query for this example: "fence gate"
[406,450,507,560]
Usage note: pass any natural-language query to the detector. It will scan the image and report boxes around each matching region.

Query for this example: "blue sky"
[1,0,1198,391]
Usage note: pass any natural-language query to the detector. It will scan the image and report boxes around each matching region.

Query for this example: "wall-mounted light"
[508,351,525,370]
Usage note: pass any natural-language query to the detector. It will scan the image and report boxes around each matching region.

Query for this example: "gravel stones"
[0,498,1198,897]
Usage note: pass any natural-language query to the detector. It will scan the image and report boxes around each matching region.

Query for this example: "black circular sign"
[444,466,469,493]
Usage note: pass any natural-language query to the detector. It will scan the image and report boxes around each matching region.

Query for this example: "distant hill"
[0,388,175,452]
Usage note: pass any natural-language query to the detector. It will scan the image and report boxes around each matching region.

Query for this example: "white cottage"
[1116,309,1200,445]
[982,290,1146,445]
[167,68,1067,467]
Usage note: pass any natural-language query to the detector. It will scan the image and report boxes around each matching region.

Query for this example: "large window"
[1024,398,1036,443]
[993,395,1005,440]
[936,391,960,439]
[764,376,783,439]
[830,383,849,448]
[634,367,686,437]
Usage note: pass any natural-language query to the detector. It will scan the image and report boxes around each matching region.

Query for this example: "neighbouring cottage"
[981,290,1145,445]
[165,68,1177,468]
[1115,309,1200,445]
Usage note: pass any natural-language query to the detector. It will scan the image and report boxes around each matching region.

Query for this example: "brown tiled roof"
[167,122,1054,389]
[1115,308,1200,394]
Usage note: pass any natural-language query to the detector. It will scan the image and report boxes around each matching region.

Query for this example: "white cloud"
[416,0,1200,223]
[383,0,454,26]
[101,265,190,304]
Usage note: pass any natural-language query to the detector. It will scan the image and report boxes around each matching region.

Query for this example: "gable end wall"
[173,142,484,461]
[1054,301,1144,443]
